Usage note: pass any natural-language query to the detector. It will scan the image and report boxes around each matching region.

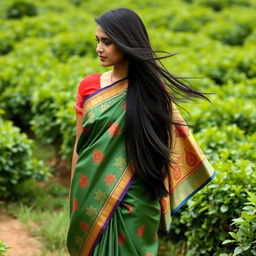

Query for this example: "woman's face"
[95,25,127,67]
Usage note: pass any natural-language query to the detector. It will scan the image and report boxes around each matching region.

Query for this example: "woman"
[67,8,216,256]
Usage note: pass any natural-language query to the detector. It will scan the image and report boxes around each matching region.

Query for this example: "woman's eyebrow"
[95,35,110,40]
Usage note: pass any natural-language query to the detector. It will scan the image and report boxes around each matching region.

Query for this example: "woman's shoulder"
[80,73,101,86]
[78,73,101,95]
[74,73,101,114]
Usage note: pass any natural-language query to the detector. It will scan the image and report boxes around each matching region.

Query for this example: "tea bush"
[192,0,254,11]
[202,19,252,46]
[193,125,256,162]
[0,118,51,199]
[169,6,215,32]
[223,191,256,256]
[0,31,15,55]
[197,44,256,85]
[6,1,38,19]
[50,29,96,62]
[187,96,256,134]
[170,129,256,255]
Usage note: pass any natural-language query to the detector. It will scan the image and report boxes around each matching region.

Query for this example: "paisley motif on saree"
[159,104,216,232]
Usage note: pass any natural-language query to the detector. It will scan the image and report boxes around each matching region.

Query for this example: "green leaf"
[232,217,246,225]
[222,239,236,245]
[229,232,239,240]
[234,246,244,255]
[247,191,256,204]
[220,205,229,213]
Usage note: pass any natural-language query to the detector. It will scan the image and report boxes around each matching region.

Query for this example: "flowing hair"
[95,8,211,200]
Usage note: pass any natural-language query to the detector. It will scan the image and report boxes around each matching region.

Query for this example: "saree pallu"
[67,78,216,256]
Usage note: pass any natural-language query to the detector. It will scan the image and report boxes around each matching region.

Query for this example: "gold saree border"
[82,80,128,115]
[77,79,132,255]
[80,167,134,256]
[171,158,215,212]
[158,103,216,232]
[159,159,216,233]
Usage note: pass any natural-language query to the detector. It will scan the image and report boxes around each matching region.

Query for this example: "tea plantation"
[0,0,255,255]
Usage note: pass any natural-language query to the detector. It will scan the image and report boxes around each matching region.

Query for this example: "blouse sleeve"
[73,73,101,115]
[74,78,86,115]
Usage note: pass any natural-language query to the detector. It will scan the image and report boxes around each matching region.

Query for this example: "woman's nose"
[96,43,103,53]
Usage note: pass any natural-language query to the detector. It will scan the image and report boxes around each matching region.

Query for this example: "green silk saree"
[67,78,216,256]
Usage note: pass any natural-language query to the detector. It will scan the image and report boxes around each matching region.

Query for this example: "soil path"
[0,159,70,256]
[0,211,42,256]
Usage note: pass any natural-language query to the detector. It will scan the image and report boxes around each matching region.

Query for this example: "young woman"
[67,8,216,256]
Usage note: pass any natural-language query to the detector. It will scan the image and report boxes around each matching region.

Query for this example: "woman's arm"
[70,113,84,182]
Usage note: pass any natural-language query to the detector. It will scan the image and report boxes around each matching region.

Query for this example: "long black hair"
[95,8,210,200]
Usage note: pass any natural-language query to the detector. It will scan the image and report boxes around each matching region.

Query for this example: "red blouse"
[74,73,101,115]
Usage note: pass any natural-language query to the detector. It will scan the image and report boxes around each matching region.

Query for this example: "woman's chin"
[100,62,112,67]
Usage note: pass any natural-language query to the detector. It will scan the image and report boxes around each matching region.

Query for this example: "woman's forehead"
[96,25,109,39]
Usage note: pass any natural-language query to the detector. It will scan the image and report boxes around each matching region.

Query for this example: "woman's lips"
[99,56,107,61]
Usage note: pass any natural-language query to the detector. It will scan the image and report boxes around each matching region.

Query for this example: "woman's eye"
[95,38,112,46]
[104,41,112,46]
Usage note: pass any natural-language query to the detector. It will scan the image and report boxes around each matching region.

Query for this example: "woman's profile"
[67,8,216,256]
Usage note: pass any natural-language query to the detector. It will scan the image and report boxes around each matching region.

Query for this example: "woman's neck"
[112,59,129,81]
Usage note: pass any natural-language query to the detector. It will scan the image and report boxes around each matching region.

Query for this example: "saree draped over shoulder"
[67,77,216,256]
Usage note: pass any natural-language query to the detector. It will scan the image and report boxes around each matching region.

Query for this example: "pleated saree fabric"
[67,76,216,256]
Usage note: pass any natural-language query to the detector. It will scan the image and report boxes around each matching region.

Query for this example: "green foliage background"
[0,0,255,255]
[0,239,10,256]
